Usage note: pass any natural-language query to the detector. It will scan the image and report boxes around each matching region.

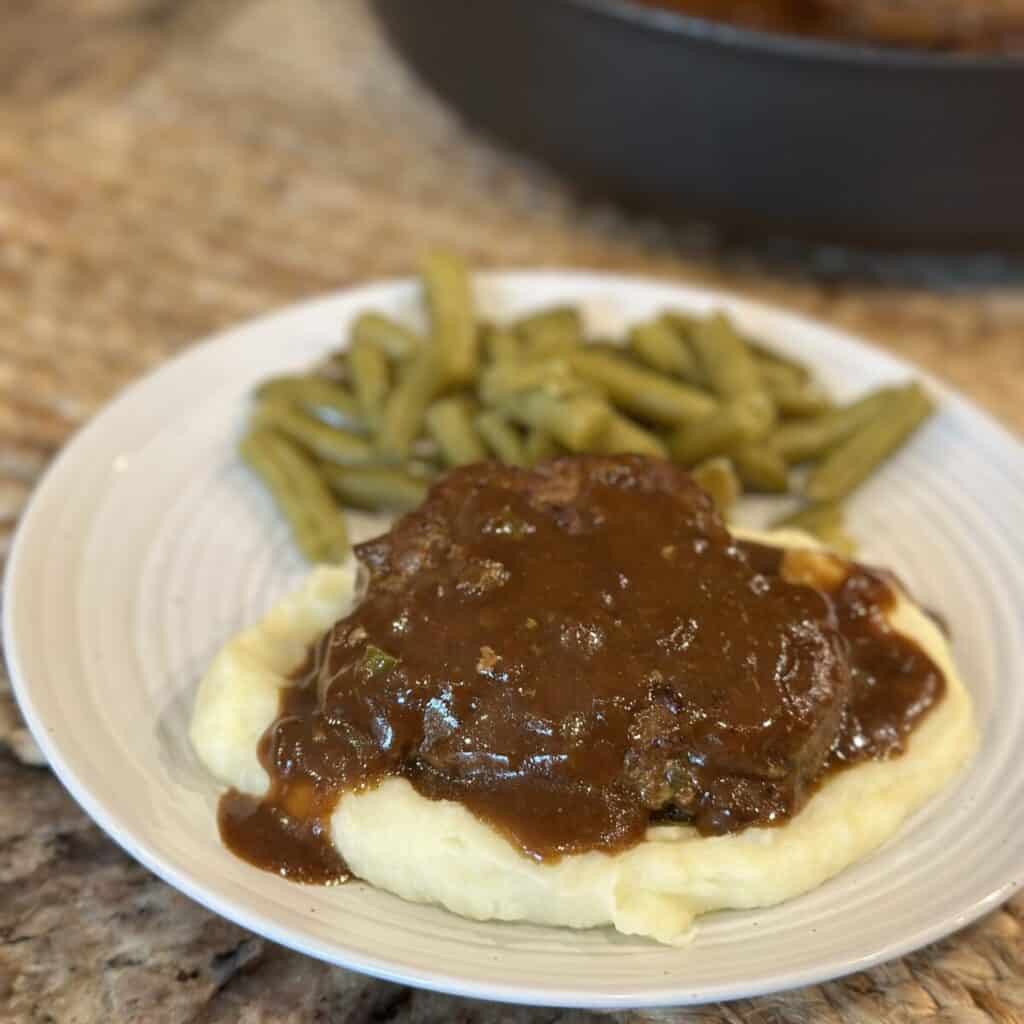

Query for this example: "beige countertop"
[1,1,1022,1021]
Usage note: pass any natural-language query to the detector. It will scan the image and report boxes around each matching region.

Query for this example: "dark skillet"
[371,0,1024,248]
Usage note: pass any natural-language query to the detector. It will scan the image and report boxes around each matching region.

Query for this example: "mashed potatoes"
[190,532,976,945]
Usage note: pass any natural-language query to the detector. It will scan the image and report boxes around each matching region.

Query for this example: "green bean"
[502,389,612,452]
[628,316,700,380]
[475,410,528,466]
[690,313,765,401]
[773,500,845,534]
[320,464,429,512]
[516,306,583,360]
[769,381,832,419]
[660,313,709,383]
[773,386,906,463]
[757,361,830,415]
[481,324,521,365]
[421,251,478,385]
[524,334,580,361]
[409,435,444,461]
[240,429,349,562]
[240,430,319,560]
[376,349,444,460]
[318,351,352,386]
[815,524,857,557]
[244,264,943,547]
[772,501,856,554]
[257,375,362,428]
[691,456,741,517]
[405,456,443,480]
[569,350,716,426]
[750,342,812,384]
[257,432,340,532]
[479,357,581,405]
[756,360,806,392]
[425,397,489,467]
[730,442,790,493]
[670,392,775,465]
[351,312,421,361]
[585,339,635,359]
[515,305,581,340]
[662,312,700,339]
[349,338,391,425]
[597,412,670,459]
[255,399,375,466]
[804,384,933,503]
[524,428,561,465]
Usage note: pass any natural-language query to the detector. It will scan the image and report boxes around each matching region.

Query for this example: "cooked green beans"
[597,413,670,459]
[239,250,937,562]
[257,375,362,427]
[814,524,857,557]
[524,428,560,465]
[757,362,831,418]
[730,442,790,493]
[750,342,811,384]
[662,311,700,340]
[691,456,741,516]
[351,312,421,360]
[772,500,856,554]
[774,500,845,534]
[481,324,521,365]
[349,338,390,426]
[475,410,528,466]
[805,384,933,502]
[320,464,428,512]
[628,316,699,380]
[769,381,832,419]
[425,397,489,467]
[670,393,774,466]
[569,350,716,425]
[479,357,580,405]
[773,388,901,463]
[516,306,583,359]
[690,313,766,402]
[503,389,612,452]
[255,399,374,466]
[422,251,478,386]
[376,350,443,461]
[241,428,349,562]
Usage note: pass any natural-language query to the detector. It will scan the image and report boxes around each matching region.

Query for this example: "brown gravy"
[219,458,945,883]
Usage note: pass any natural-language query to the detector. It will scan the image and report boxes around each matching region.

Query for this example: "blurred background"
[2,1,1023,1021]
[4,0,1023,549]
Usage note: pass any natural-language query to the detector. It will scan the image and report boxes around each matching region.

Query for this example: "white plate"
[5,273,1024,1010]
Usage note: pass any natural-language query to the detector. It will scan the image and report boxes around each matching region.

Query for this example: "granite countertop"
[1,1,1023,1021]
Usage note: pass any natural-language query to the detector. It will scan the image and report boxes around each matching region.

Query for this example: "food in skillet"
[191,455,975,944]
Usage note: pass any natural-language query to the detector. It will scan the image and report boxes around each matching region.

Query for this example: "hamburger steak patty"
[310,455,851,850]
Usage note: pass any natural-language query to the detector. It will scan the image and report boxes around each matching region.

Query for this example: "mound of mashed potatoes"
[190,530,975,945]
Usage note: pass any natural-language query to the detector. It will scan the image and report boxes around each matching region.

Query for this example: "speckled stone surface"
[1,1,1023,1021]
[0,750,603,1022]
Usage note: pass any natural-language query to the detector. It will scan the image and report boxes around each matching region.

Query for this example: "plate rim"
[4,269,1023,1009]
